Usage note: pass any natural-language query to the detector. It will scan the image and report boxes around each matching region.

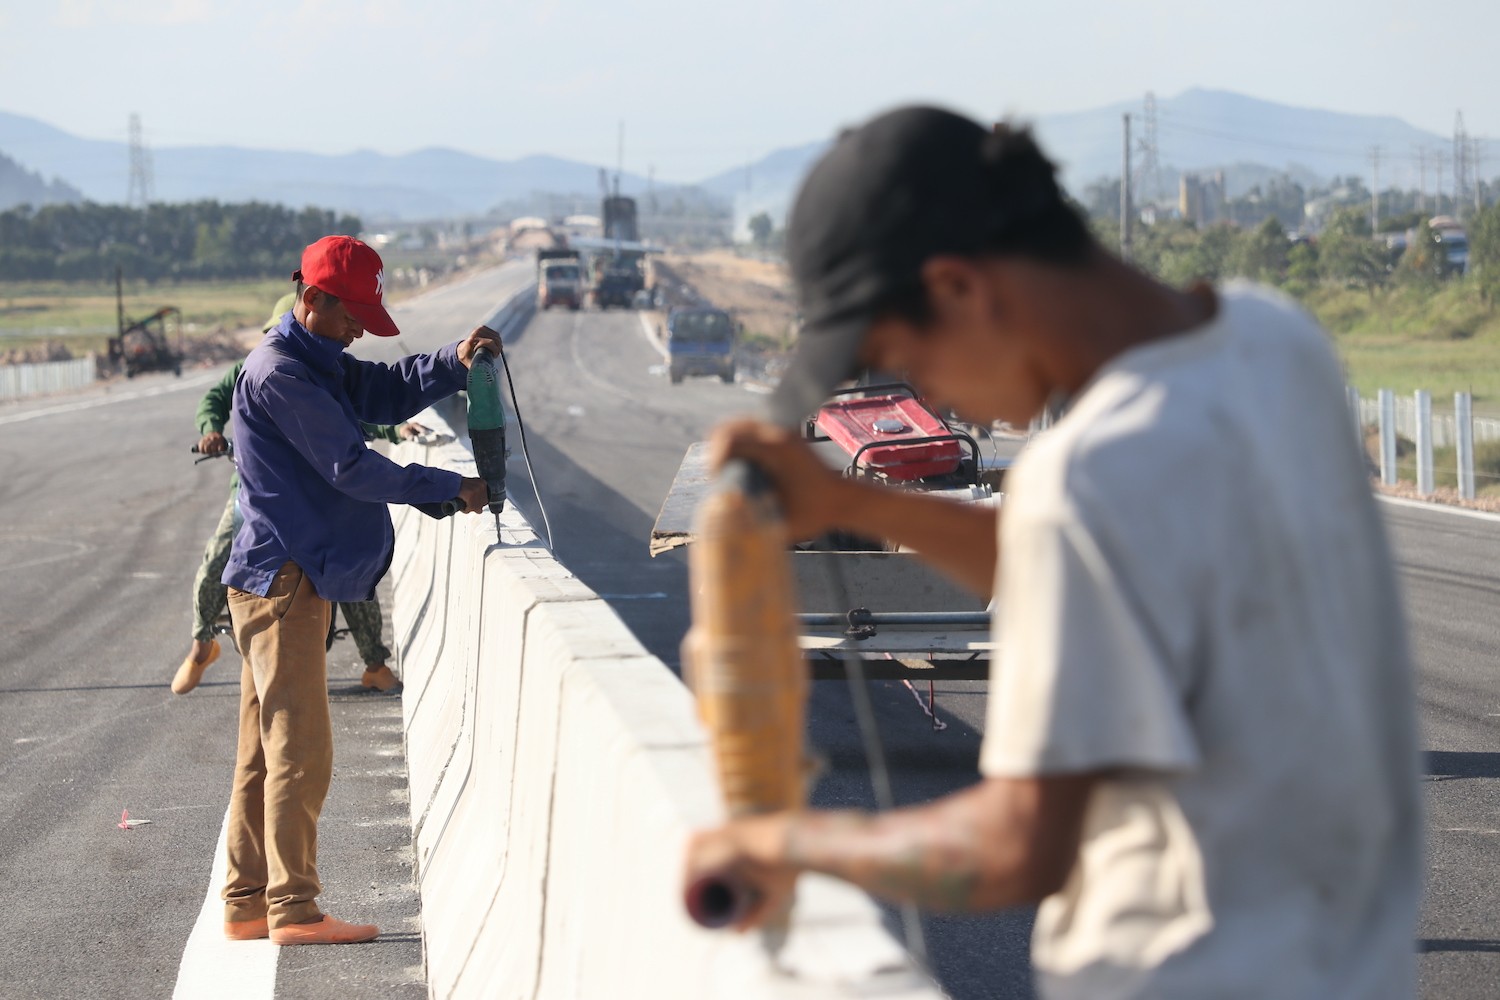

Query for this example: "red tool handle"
[684,873,758,929]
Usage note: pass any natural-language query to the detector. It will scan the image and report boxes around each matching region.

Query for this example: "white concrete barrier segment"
[387,365,943,998]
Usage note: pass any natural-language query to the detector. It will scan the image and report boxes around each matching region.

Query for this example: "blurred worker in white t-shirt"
[687,106,1420,1000]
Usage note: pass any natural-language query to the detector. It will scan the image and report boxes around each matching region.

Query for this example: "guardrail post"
[1456,391,1476,500]
[1415,390,1434,495]
[1378,389,1397,486]
[1346,387,1362,440]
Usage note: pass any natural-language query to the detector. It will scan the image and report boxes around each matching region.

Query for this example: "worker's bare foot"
[171,639,220,694]
[361,664,402,693]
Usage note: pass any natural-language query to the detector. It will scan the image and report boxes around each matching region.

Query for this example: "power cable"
[497,340,555,552]
[817,529,930,970]
[1157,113,1496,167]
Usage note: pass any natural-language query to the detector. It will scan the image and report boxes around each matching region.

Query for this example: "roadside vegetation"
[0,200,497,363]
[0,200,362,282]
[1090,196,1500,414]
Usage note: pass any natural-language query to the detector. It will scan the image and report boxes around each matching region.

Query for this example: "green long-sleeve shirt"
[196,361,404,486]
[197,360,404,440]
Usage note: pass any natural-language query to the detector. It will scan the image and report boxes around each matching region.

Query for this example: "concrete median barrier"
[388,405,944,999]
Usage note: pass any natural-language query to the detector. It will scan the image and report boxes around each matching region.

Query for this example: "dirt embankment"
[651,252,796,342]
[648,251,798,385]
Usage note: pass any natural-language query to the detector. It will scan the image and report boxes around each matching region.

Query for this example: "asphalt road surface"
[0,263,531,1000]
[2,260,1498,999]
[1382,500,1500,998]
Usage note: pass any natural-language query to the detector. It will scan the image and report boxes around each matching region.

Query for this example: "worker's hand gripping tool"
[682,460,808,938]
[410,343,508,524]
[465,344,508,535]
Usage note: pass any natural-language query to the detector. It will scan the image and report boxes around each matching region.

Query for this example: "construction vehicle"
[662,307,736,384]
[602,194,639,242]
[653,382,1004,682]
[107,268,183,378]
[586,249,645,309]
[591,265,640,309]
[535,249,583,310]
[588,189,646,306]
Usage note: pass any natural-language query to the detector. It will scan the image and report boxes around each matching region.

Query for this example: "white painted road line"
[1377,494,1500,524]
[637,311,669,361]
[172,807,278,1000]
[0,371,220,426]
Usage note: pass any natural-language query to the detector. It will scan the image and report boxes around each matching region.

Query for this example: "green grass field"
[1306,282,1500,417]
[0,278,290,354]
[0,263,476,357]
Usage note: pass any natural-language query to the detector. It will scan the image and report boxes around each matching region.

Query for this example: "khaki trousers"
[223,562,333,929]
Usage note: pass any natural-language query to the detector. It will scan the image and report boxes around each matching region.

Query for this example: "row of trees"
[1099,202,1500,302]
[0,201,362,282]
[1086,169,1496,238]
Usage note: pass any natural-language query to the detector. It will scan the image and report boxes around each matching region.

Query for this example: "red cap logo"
[294,235,400,338]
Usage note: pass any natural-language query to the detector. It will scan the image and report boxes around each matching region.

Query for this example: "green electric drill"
[466,344,508,535]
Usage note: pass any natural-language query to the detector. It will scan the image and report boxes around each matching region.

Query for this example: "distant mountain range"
[710,88,1459,234]
[0,148,80,209]
[0,90,1467,223]
[0,110,658,220]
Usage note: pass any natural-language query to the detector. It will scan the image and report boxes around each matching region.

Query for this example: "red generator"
[811,384,975,483]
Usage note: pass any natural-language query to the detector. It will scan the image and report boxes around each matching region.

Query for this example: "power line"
[1156,111,1494,169]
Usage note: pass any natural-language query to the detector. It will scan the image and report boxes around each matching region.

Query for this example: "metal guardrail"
[1355,393,1500,449]
[1350,387,1498,500]
[0,326,116,339]
[0,356,97,401]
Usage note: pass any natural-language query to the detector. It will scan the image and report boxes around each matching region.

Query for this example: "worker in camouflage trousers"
[173,293,421,695]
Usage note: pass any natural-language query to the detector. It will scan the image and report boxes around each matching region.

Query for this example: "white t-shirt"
[980,284,1420,1000]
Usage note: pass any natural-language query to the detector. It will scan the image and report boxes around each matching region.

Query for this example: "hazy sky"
[2,0,1497,182]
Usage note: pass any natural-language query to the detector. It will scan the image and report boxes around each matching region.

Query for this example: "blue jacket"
[223,313,466,602]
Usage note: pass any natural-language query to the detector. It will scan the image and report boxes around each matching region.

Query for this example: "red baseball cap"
[293,235,400,338]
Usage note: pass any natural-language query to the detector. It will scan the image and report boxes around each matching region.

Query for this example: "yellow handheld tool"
[681,460,807,932]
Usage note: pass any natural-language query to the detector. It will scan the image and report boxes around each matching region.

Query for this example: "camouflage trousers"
[191,491,392,666]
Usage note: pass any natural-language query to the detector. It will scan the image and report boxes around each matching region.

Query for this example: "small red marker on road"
[117,809,152,830]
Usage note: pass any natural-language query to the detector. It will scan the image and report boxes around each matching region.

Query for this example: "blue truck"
[665,307,736,385]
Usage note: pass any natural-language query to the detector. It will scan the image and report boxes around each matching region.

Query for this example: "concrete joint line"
[527,683,569,1000]
[418,575,525,892]
[407,535,481,852]
[394,522,443,663]
[416,592,492,891]
[448,635,569,998]
[444,601,548,989]
[523,592,601,607]
[409,749,459,877]
[402,540,459,729]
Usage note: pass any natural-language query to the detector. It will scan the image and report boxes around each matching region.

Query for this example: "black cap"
[770,105,1064,425]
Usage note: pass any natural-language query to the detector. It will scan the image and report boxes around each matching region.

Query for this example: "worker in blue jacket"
[219,235,496,947]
